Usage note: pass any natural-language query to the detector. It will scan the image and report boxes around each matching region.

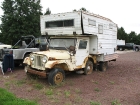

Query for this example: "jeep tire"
[48,68,65,85]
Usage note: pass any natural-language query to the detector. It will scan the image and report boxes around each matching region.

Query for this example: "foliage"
[44,8,51,15]
[117,27,140,44]
[80,7,88,11]
[0,88,38,105]
[0,0,42,45]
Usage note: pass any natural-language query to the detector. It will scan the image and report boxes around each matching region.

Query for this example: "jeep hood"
[33,50,70,59]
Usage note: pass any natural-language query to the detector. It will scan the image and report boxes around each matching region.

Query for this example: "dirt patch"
[0,51,140,105]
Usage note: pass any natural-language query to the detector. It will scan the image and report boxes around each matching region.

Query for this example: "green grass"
[109,81,115,85]
[64,90,71,97]
[0,88,38,105]
[16,79,26,86]
[111,99,121,105]
[45,89,54,96]
[90,101,101,105]
[94,88,100,92]
[33,84,44,90]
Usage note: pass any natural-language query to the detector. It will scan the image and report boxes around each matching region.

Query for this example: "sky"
[0,0,140,34]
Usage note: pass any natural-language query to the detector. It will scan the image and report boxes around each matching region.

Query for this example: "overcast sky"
[0,0,140,34]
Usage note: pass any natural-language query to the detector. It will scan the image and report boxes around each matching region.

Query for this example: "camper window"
[46,19,74,28]
[64,20,74,26]
[98,25,103,34]
[109,24,113,29]
[78,40,87,49]
[88,19,96,26]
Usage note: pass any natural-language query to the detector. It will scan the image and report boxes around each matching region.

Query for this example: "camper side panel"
[40,12,82,35]
[82,13,117,55]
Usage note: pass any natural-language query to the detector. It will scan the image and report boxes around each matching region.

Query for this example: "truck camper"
[23,11,118,85]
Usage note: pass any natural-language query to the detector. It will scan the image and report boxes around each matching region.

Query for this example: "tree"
[0,0,42,45]
[117,27,129,42]
[128,31,137,44]
[80,7,88,12]
[73,9,77,12]
[44,8,51,15]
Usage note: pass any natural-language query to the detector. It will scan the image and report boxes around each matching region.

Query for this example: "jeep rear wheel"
[48,68,65,85]
[84,60,93,75]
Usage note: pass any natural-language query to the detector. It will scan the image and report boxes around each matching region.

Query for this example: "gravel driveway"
[0,50,140,105]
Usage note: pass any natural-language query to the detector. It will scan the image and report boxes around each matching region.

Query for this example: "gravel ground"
[0,50,140,105]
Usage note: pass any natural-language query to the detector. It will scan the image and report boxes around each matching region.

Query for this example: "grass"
[91,80,98,84]
[94,88,100,92]
[75,88,82,94]
[90,101,101,105]
[109,81,115,85]
[16,79,26,86]
[111,99,121,105]
[64,90,71,97]
[0,88,38,105]
[33,83,44,90]
[45,89,54,96]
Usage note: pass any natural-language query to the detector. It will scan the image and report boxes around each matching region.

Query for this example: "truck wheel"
[48,68,65,85]
[99,62,108,72]
[84,60,93,75]
[119,47,123,51]
[135,48,139,52]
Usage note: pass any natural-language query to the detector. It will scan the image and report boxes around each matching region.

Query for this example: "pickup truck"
[0,42,11,49]
[0,35,48,66]
[117,43,140,51]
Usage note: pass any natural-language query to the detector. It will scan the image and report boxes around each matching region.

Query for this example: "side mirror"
[39,36,48,51]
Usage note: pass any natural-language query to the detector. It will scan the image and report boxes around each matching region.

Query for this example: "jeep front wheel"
[84,60,93,75]
[48,68,65,85]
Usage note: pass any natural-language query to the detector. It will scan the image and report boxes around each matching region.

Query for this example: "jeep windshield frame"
[49,38,76,50]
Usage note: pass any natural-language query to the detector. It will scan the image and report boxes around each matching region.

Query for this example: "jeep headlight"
[42,56,47,63]
[30,54,35,61]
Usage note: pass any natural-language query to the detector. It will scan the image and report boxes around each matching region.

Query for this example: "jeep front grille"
[35,56,42,67]
[31,55,46,70]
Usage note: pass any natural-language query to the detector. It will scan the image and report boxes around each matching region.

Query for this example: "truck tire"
[84,60,93,75]
[119,47,123,51]
[99,62,108,72]
[48,68,65,85]
[135,48,139,52]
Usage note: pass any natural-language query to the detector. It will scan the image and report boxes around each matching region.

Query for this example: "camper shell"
[40,11,117,55]
[23,11,118,85]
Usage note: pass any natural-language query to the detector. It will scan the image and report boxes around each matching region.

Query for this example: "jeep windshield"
[49,38,76,50]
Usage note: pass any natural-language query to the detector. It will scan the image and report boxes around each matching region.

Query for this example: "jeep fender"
[45,60,69,70]
[23,57,31,65]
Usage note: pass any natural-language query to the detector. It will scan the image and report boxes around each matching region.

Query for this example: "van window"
[79,40,87,49]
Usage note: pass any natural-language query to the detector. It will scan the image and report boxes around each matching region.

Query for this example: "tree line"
[0,0,50,45]
[118,27,140,45]
[0,1,139,45]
